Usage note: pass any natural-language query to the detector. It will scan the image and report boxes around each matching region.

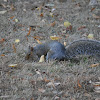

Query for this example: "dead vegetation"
[0,0,100,100]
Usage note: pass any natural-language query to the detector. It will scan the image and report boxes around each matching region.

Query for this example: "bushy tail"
[65,40,100,59]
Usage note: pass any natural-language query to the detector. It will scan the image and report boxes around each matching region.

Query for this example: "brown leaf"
[12,44,16,53]
[90,63,99,67]
[40,13,43,17]
[78,26,86,30]
[1,3,7,8]
[38,88,46,93]
[46,81,56,88]
[50,21,56,27]
[33,36,41,40]
[93,82,100,93]
[66,25,72,31]
[91,7,95,12]
[0,38,5,43]
[93,82,100,87]
[35,39,42,44]
[27,27,31,36]
[92,14,100,19]
[26,36,28,41]
[0,54,5,56]
[10,16,15,19]
[77,80,82,88]
[30,98,34,100]
[44,77,50,83]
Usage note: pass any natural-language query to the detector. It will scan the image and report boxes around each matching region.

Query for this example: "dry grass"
[0,0,100,100]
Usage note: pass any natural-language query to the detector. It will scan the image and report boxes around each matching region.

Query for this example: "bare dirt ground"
[0,0,100,100]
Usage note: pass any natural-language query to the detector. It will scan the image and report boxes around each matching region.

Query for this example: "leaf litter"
[0,0,100,100]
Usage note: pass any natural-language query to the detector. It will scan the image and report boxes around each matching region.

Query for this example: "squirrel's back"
[65,39,100,60]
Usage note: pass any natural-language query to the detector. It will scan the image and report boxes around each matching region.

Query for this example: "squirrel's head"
[25,46,39,61]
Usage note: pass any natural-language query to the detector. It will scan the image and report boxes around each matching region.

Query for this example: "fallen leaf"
[54,82,61,86]
[39,55,45,62]
[38,88,46,93]
[37,76,43,81]
[36,39,42,44]
[93,82,100,87]
[50,13,54,17]
[46,81,55,88]
[87,34,94,39]
[51,8,56,12]
[91,7,96,12]
[23,9,26,12]
[66,25,72,31]
[90,63,99,67]
[12,44,16,53]
[30,98,34,100]
[0,38,5,43]
[92,14,100,19]
[33,36,41,40]
[27,27,31,36]
[10,16,15,19]
[35,69,41,75]
[77,80,82,88]
[64,21,71,28]
[0,54,5,56]
[12,19,15,22]
[40,13,43,17]
[26,36,28,41]
[15,19,18,22]
[15,39,20,43]
[50,21,56,27]
[78,26,86,30]
[1,3,7,8]
[64,42,67,46]
[35,39,42,44]
[44,77,50,83]
[50,35,61,40]
[93,82,100,93]
[8,64,17,67]
[0,10,7,14]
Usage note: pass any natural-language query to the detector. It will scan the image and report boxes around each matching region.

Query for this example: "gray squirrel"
[25,40,100,61]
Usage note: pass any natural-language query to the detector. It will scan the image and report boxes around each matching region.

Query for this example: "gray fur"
[25,40,100,61]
